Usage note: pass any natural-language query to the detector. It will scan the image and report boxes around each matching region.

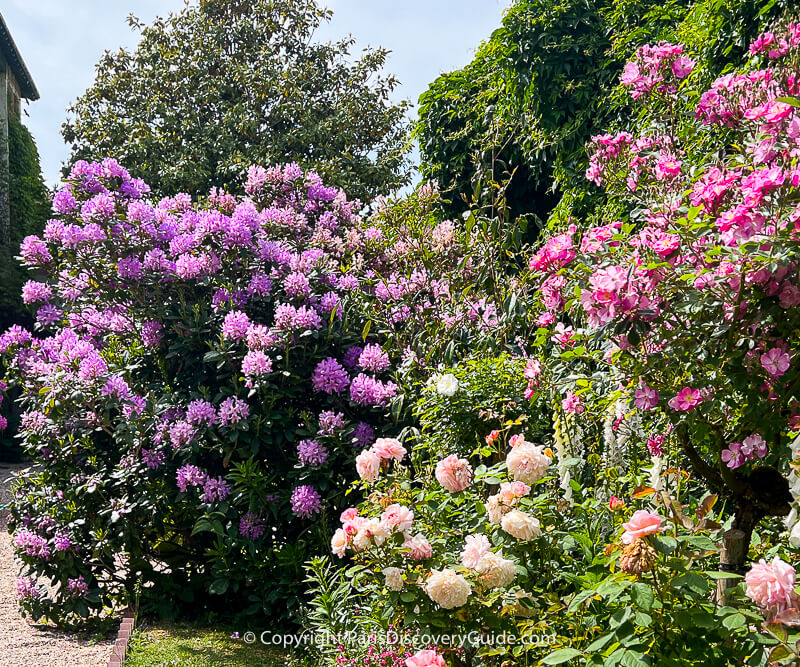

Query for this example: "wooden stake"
[717,528,746,605]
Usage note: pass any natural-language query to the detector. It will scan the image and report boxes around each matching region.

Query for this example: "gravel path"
[0,462,114,667]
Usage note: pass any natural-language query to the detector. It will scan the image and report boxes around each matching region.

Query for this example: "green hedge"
[0,110,49,460]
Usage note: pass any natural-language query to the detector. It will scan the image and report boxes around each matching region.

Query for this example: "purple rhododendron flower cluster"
[291,485,322,519]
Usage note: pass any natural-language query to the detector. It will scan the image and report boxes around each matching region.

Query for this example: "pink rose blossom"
[403,533,433,560]
[498,481,531,505]
[741,433,768,458]
[331,528,348,558]
[562,391,584,414]
[721,442,745,469]
[406,649,446,667]
[355,449,381,483]
[370,437,407,461]
[634,385,659,411]
[461,534,492,569]
[746,557,797,614]
[435,454,473,493]
[667,387,704,412]
[621,510,665,544]
[381,504,414,533]
[761,348,791,377]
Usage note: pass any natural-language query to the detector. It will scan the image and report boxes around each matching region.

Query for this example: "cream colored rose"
[475,551,517,589]
[424,568,471,609]
[353,518,388,550]
[486,494,503,524]
[505,442,551,484]
[331,528,348,558]
[383,566,404,591]
[501,509,541,541]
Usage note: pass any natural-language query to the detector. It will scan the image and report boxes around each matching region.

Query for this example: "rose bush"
[527,24,800,561]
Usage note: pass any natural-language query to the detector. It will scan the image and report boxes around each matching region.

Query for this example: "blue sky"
[2,0,510,187]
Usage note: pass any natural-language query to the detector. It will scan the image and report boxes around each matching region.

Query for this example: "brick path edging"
[107,608,136,667]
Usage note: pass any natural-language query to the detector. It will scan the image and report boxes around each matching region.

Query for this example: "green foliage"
[62,0,410,201]
[413,356,550,458]
[1,111,49,329]
[0,112,49,461]
[416,0,791,228]
[416,0,614,225]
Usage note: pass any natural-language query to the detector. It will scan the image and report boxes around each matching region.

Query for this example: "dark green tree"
[62,0,410,201]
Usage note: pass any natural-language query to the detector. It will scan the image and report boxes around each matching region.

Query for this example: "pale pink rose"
[486,494,504,524]
[403,533,433,560]
[355,449,381,483]
[621,510,665,544]
[424,568,471,609]
[353,518,388,551]
[509,434,527,448]
[461,534,492,569]
[501,509,541,541]
[371,437,407,461]
[406,649,447,667]
[331,528,348,558]
[381,504,414,533]
[506,443,552,484]
[342,515,365,537]
[475,551,516,589]
[340,508,359,523]
[746,557,797,614]
[435,454,473,492]
[498,481,530,505]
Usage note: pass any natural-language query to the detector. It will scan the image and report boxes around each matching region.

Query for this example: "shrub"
[0,160,401,625]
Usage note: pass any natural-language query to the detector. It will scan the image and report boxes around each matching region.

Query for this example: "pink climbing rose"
[634,385,659,411]
[667,387,704,412]
[761,348,791,377]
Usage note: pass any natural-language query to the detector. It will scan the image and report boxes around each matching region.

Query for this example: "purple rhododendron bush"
[0,160,409,624]
[301,25,800,667]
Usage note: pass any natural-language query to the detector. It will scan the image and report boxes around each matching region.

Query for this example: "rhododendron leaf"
[208,578,229,595]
